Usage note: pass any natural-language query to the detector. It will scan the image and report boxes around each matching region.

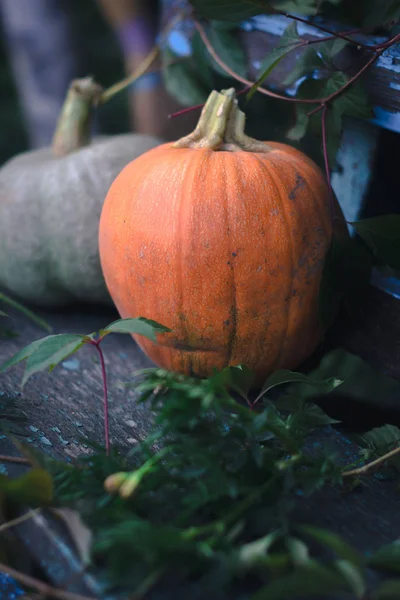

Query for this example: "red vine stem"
[271,9,385,50]
[86,338,110,455]
[194,20,397,107]
[95,342,110,456]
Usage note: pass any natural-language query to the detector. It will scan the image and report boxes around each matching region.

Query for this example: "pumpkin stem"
[52,77,103,157]
[173,88,270,153]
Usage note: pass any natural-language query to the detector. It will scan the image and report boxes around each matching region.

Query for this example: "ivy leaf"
[247,22,300,101]
[334,559,366,599]
[372,579,400,600]
[271,0,317,14]
[322,73,374,120]
[0,334,86,387]
[283,47,324,87]
[256,369,342,402]
[189,0,272,21]
[205,21,248,79]
[222,364,255,400]
[237,531,282,567]
[369,540,400,575]
[100,317,171,341]
[354,425,400,470]
[300,525,363,568]
[286,537,310,566]
[286,78,325,142]
[162,48,210,106]
[0,469,53,506]
[252,561,349,600]
[350,215,400,270]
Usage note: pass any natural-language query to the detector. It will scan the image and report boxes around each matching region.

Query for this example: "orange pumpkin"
[99,88,343,386]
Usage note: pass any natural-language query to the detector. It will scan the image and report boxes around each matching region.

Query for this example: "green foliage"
[351,216,400,271]
[2,324,400,596]
[369,541,400,575]
[0,469,52,506]
[0,317,169,387]
[247,22,301,101]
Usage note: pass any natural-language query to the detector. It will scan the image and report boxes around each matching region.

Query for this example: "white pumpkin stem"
[173,88,271,153]
[52,77,103,157]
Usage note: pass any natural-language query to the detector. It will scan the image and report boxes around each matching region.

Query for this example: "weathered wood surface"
[1,285,400,598]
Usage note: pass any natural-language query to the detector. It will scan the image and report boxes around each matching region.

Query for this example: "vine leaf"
[0,469,53,506]
[205,21,248,79]
[256,369,342,403]
[0,334,86,387]
[252,561,350,600]
[354,424,400,470]
[162,48,210,106]
[100,317,171,341]
[272,0,318,14]
[222,364,255,400]
[300,525,363,568]
[247,22,301,101]
[350,215,400,270]
[284,46,324,87]
[369,540,400,575]
[334,559,366,598]
[322,74,374,121]
[189,0,272,21]
[372,579,400,599]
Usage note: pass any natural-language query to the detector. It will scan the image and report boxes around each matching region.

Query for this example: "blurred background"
[0,0,134,164]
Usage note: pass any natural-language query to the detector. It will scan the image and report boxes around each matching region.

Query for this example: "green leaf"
[322,73,374,120]
[272,0,317,13]
[350,215,400,270]
[189,0,273,21]
[369,540,400,575]
[334,559,366,598]
[0,334,85,387]
[101,317,171,342]
[284,47,323,87]
[301,525,363,568]
[238,531,282,567]
[372,580,400,600]
[252,561,349,600]
[257,369,342,402]
[0,469,53,506]
[286,78,325,142]
[286,537,310,566]
[206,22,248,79]
[222,364,255,400]
[162,48,210,107]
[276,395,340,427]
[0,292,52,332]
[247,22,300,101]
[354,425,400,470]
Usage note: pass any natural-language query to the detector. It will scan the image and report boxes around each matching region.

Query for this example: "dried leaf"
[52,508,93,564]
